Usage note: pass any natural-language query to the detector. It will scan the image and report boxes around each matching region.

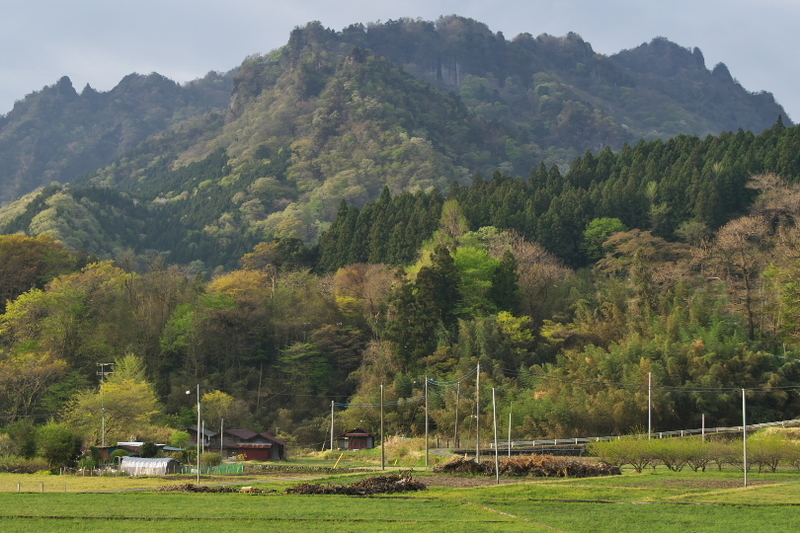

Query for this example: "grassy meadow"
[0,464,799,532]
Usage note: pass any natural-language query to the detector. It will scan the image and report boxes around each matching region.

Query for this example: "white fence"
[489,417,800,449]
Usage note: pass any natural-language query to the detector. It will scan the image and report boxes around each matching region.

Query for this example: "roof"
[187,427,216,437]
[338,427,375,438]
[226,429,258,440]
[119,457,179,467]
[226,429,286,446]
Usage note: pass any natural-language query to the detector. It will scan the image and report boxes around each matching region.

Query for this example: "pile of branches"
[285,473,427,495]
[158,483,241,493]
[434,455,621,478]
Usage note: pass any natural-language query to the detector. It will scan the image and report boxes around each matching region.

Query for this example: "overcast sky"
[2,1,797,122]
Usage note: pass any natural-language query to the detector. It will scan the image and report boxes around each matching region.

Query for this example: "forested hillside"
[2,124,800,460]
[0,72,233,202]
[0,17,791,271]
[1,16,799,466]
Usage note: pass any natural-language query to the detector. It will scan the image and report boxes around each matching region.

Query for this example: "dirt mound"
[158,483,241,493]
[285,473,427,495]
[433,455,621,478]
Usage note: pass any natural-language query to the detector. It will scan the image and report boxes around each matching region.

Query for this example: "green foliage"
[200,452,222,466]
[139,441,158,458]
[170,430,191,448]
[37,422,82,469]
[582,217,628,262]
[0,455,50,473]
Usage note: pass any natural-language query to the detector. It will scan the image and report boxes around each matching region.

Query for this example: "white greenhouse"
[119,457,181,476]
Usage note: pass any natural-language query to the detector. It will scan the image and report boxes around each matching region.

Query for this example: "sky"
[2,0,797,121]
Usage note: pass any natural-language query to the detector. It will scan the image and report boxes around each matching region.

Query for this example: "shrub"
[683,439,711,472]
[37,423,82,468]
[589,436,655,473]
[0,456,50,473]
[170,430,191,448]
[200,452,222,466]
[749,433,788,473]
[139,441,158,458]
[76,457,98,470]
[110,449,129,463]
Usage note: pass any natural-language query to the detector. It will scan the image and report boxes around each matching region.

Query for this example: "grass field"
[0,468,798,532]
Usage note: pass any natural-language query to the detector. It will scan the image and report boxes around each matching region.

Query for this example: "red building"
[207,429,286,461]
[336,428,376,450]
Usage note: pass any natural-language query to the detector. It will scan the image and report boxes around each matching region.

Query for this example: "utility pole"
[702,413,706,442]
[380,384,385,471]
[508,401,513,458]
[476,363,480,463]
[743,389,748,488]
[424,375,429,467]
[648,371,652,440]
[492,388,499,485]
[454,383,460,448]
[96,363,114,447]
[330,401,335,452]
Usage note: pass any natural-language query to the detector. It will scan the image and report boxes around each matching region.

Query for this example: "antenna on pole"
[96,363,114,448]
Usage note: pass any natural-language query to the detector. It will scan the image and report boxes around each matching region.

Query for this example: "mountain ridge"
[0,16,792,268]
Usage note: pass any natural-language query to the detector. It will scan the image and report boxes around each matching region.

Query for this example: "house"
[186,427,216,450]
[119,457,181,476]
[113,442,171,457]
[206,429,286,461]
[336,428,376,450]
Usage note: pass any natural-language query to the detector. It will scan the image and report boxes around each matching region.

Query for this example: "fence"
[487,417,800,450]
[179,463,244,475]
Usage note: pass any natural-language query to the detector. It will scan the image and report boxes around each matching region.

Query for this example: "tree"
[170,430,191,448]
[139,441,158,458]
[0,349,67,422]
[37,422,82,469]
[488,249,521,313]
[0,234,76,312]
[709,216,770,340]
[581,217,627,262]
[61,354,161,444]
[201,390,238,430]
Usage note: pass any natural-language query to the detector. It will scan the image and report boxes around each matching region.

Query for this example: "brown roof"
[226,429,286,446]
[337,427,375,438]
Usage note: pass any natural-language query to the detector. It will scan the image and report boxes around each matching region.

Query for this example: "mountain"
[0,71,234,203]
[0,16,791,268]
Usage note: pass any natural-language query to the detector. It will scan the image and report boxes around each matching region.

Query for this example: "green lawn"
[0,469,798,532]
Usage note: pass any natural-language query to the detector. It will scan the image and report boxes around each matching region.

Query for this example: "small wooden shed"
[337,428,376,450]
[208,429,286,461]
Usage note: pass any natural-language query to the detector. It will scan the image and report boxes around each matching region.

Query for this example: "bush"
[200,452,222,466]
[139,441,158,458]
[170,430,191,448]
[749,433,788,473]
[76,457,98,470]
[110,449,129,463]
[0,456,50,473]
[589,436,655,473]
[37,423,82,469]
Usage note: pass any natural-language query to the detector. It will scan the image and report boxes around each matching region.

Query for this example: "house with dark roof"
[336,428,376,450]
[186,427,216,450]
[207,429,286,461]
